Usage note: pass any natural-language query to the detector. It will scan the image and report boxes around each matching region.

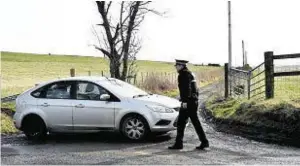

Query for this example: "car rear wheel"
[121,115,149,141]
[23,116,47,141]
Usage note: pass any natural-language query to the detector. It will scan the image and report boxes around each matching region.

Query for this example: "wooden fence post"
[70,68,75,77]
[224,63,229,98]
[247,71,251,100]
[264,51,274,99]
[88,71,91,76]
[101,71,104,76]
[134,74,137,85]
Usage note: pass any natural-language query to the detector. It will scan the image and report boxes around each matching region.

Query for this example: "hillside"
[1,51,221,97]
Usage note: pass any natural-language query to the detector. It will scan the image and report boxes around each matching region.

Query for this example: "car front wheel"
[121,115,149,141]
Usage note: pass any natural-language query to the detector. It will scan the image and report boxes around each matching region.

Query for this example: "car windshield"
[99,78,149,98]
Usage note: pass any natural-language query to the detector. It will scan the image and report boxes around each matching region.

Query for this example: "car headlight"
[146,105,174,113]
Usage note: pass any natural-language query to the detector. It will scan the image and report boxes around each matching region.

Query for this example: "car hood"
[132,94,181,108]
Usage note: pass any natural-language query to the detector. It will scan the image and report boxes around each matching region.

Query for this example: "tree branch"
[139,8,165,16]
[112,24,120,42]
[94,45,111,58]
[106,1,112,13]
[121,1,141,79]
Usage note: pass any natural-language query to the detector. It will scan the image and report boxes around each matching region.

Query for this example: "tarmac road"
[1,84,300,165]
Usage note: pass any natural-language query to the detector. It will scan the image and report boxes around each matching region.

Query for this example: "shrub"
[141,73,177,93]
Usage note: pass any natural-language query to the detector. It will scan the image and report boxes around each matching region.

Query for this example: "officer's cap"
[175,59,189,66]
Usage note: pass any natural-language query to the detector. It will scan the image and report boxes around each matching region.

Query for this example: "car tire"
[23,116,47,141]
[121,115,149,141]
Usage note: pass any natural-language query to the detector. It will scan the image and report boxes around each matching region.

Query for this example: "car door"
[35,81,75,132]
[72,81,115,131]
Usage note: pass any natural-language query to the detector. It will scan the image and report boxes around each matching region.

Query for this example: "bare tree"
[93,1,157,80]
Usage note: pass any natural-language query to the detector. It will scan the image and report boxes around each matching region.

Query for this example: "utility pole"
[242,40,245,67]
[245,51,248,65]
[228,1,232,69]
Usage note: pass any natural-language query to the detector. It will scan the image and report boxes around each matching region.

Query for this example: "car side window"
[76,82,108,101]
[45,82,72,99]
[31,88,43,98]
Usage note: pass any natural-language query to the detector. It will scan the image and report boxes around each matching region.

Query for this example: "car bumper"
[149,112,178,132]
[13,112,22,130]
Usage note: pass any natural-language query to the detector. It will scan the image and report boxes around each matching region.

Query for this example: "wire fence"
[274,65,300,100]
[229,68,249,99]
[69,69,223,87]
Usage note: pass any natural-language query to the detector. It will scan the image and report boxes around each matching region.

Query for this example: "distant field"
[274,76,300,102]
[1,51,221,97]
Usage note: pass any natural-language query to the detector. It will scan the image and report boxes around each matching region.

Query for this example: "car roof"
[35,76,116,87]
[56,76,112,82]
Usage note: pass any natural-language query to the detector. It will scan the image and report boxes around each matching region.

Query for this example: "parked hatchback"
[13,76,180,141]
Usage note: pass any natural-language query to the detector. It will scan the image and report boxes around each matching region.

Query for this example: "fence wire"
[229,68,249,99]
[274,65,300,100]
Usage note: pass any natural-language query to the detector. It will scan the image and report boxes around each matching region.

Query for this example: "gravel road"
[1,84,300,165]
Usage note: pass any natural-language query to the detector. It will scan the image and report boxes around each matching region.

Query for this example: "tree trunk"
[109,57,121,79]
[121,2,141,81]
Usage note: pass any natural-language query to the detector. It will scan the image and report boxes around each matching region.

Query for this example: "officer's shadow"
[157,147,211,160]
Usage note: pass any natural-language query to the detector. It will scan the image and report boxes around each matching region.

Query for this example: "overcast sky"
[1,0,300,66]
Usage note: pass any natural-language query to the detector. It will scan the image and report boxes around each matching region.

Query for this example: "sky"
[1,0,300,66]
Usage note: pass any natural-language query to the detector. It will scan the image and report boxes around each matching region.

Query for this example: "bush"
[194,70,223,86]
[141,73,177,93]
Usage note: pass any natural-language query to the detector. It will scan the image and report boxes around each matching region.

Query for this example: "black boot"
[196,141,209,150]
[168,143,183,150]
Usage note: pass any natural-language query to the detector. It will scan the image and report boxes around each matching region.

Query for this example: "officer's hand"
[181,102,187,109]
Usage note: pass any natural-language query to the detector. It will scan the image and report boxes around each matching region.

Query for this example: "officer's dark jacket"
[178,68,199,102]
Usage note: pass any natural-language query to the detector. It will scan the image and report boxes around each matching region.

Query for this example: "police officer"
[168,59,209,150]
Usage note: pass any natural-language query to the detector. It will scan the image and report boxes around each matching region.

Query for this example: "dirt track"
[1,84,300,165]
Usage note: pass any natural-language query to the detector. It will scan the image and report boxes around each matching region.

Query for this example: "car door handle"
[41,103,50,107]
[75,104,85,108]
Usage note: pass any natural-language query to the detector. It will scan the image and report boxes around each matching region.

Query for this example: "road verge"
[201,96,300,148]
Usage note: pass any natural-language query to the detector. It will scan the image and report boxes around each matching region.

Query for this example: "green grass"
[1,113,18,133]
[1,51,221,97]
[206,74,299,129]
[274,76,300,100]
[206,95,300,127]
[160,89,179,98]
[206,97,241,119]
[1,102,16,112]
[1,102,18,133]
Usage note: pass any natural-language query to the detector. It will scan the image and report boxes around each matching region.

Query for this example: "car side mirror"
[100,94,110,101]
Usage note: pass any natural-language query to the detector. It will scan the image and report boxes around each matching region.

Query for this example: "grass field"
[1,102,18,133]
[274,76,300,100]
[1,51,221,97]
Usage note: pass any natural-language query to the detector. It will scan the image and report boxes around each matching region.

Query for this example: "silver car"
[13,76,180,141]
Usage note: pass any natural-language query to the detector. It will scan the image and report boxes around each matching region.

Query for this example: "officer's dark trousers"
[175,101,208,145]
